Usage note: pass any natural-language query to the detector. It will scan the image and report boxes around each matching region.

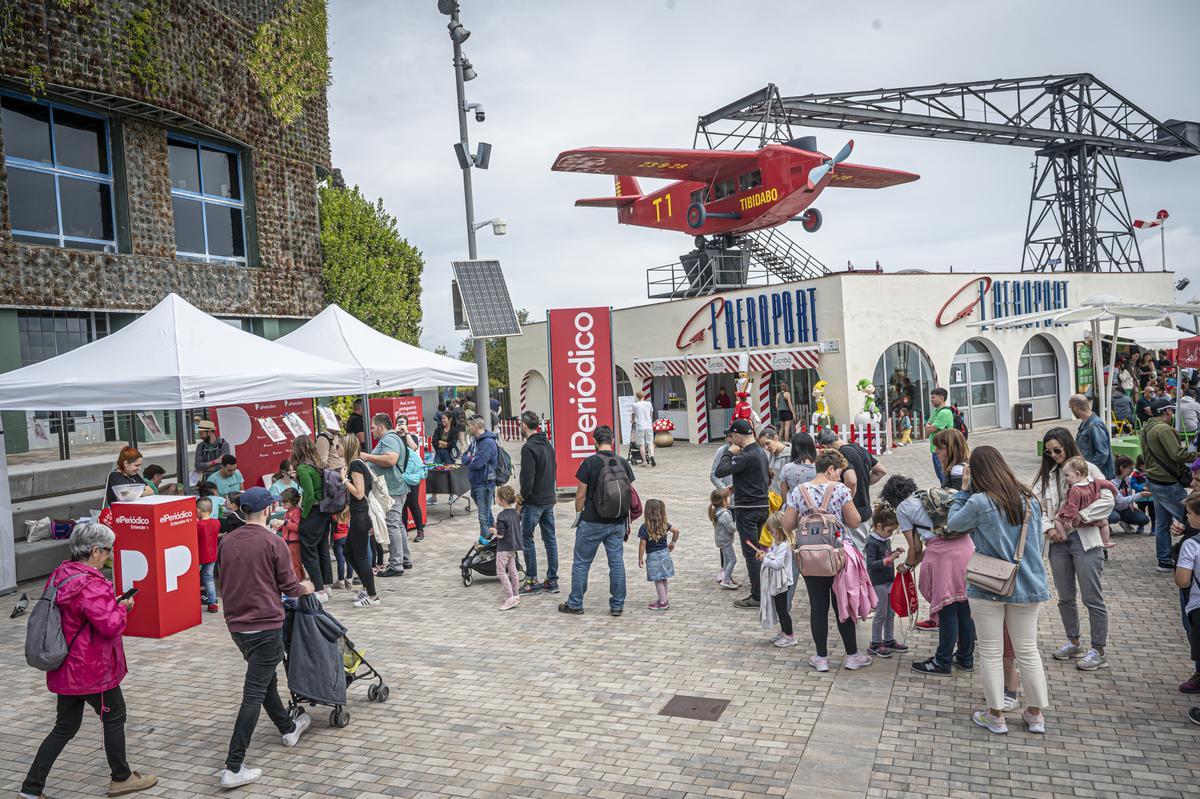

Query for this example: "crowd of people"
[22,373,1200,796]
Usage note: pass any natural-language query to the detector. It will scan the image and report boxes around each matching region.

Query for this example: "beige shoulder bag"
[965,500,1029,598]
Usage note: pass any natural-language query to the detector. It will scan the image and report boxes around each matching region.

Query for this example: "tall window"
[168,136,246,263]
[1,94,116,252]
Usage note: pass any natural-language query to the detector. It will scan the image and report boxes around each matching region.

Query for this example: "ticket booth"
[109,495,201,638]
[368,396,426,528]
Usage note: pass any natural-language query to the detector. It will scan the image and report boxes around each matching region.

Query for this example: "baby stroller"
[282,594,389,729]
[460,537,525,587]
[627,439,644,465]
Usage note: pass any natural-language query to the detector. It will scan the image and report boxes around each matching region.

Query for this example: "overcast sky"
[327,0,1200,353]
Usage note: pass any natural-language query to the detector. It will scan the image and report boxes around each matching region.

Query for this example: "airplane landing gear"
[694,234,707,250]
[800,207,822,233]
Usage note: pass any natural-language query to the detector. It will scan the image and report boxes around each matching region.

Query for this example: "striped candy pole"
[642,376,654,399]
[757,372,773,428]
[519,371,530,414]
[695,374,708,444]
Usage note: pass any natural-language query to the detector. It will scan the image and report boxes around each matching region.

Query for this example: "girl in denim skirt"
[639,499,680,611]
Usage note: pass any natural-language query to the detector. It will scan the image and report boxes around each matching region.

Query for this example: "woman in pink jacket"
[19,523,157,799]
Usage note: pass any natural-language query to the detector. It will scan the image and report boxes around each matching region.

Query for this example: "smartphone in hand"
[118,587,139,602]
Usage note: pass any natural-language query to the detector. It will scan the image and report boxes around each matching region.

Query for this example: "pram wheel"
[368,683,390,702]
[462,570,473,587]
[329,707,350,728]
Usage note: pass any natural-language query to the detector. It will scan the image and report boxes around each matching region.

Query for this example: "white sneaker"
[281,712,310,747]
[808,655,829,673]
[353,593,381,608]
[1001,694,1021,712]
[773,634,798,648]
[1052,642,1083,660]
[1022,710,1046,734]
[719,580,740,590]
[314,591,329,604]
[1076,649,1109,671]
[219,765,262,788]
[844,653,874,670]
[972,710,1007,734]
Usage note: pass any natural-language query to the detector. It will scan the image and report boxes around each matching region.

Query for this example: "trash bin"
[1014,402,1033,430]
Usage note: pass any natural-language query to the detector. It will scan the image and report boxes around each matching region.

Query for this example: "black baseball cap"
[726,419,754,435]
[1150,398,1176,415]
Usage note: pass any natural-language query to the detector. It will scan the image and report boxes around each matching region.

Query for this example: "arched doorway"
[873,341,937,428]
[1019,335,1060,421]
[950,339,1000,430]
[520,369,549,417]
[614,365,634,399]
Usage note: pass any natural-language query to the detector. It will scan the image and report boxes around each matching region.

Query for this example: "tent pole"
[1107,317,1120,443]
[126,410,138,449]
[1090,319,1104,438]
[362,391,373,450]
[174,409,188,493]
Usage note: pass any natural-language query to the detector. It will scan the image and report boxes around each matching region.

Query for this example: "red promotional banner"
[369,396,426,528]
[110,496,201,638]
[1178,335,1200,368]
[547,306,616,491]
[210,399,315,491]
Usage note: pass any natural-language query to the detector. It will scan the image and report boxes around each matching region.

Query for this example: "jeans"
[471,485,496,541]
[299,509,332,591]
[200,561,216,605]
[566,520,627,611]
[384,493,412,571]
[970,599,1049,711]
[871,584,895,644]
[734,507,768,601]
[1147,480,1188,566]
[718,542,737,583]
[434,447,454,466]
[333,536,349,581]
[1048,532,1109,649]
[932,450,945,484]
[1108,507,1150,529]
[22,687,131,795]
[934,599,976,667]
[225,629,295,772]
[521,504,559,583]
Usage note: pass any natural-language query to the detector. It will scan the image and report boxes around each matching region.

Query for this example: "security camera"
[464,102,485,122]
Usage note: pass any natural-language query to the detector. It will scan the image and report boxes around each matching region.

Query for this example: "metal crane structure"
[695,75,1200,274]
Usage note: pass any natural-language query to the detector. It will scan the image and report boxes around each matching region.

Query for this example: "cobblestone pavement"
[0,423,1196,798]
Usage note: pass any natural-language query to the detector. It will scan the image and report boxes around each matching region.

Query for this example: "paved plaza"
[0,423,1196,799]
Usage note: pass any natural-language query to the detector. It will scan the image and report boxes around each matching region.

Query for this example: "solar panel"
[451,259,522,338]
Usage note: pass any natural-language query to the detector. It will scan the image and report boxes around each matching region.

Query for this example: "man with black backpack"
[714,419,770,609]
[559,425,634,617]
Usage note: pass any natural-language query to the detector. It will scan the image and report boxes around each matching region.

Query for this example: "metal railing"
[645,227,828,298]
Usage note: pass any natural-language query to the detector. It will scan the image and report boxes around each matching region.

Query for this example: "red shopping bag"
[890,570,919,618]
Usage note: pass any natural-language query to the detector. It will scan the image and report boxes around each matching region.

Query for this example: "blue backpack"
[401,442,425,486]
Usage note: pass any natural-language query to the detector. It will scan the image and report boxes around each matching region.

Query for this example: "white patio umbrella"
[970,294,1200,438]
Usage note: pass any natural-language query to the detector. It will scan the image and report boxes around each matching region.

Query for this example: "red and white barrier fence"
[496,417,551,442]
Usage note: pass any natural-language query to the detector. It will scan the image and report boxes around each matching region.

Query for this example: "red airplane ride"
[551,139,918,247]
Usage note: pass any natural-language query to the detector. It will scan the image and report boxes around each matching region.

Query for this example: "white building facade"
[507,271,1176,443]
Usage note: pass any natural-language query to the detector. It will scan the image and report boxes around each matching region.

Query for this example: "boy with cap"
[195,419,230,480]
[216,487,313,789]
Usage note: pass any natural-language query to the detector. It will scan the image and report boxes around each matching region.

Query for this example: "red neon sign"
[676,296,725,350]
[935,277,993,328]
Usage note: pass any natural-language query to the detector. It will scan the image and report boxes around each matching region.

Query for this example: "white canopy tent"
[0,293,368,594]
[971,294,1200,438]
[1105,325,1192,350]
[277,304,477,391]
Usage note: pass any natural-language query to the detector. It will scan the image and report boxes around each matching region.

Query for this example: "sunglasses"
[1045,446,1065,455]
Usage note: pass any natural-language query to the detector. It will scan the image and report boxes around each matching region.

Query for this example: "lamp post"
[442,0,495,430]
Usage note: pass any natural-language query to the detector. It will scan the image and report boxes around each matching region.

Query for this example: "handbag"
[965,500,1029,598]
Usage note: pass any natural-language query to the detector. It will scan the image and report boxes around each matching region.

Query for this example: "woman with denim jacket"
[947,445,1051,736]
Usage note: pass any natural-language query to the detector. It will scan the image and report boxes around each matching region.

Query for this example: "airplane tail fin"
[614,175,642,198]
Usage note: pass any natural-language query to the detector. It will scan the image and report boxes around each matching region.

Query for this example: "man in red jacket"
[217,487,313,789]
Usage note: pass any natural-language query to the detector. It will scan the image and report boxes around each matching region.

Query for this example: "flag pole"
[1162,218,1167,272]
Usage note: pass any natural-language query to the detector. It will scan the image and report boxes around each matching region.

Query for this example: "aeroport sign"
[936,276,1070,328]
[676,287,819,351]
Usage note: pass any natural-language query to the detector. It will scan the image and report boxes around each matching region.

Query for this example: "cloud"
[327,0,1200,355]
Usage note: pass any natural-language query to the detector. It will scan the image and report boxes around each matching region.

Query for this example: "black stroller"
[460,537,525,587]
[282,594,389,729]
[628,440,644,465]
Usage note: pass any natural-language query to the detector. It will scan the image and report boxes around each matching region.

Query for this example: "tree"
[459,309,531,390]
[434,345,449,356]
[318,182,423,344]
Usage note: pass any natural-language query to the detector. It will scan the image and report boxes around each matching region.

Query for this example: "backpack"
[400,442,425,486]
[793,483,847,578]
[913,488,965,540]
[318,467,347,513]
[25,571,87,671]
[492,446,513,485]
[592,453,632,519]
[950,405,969,439]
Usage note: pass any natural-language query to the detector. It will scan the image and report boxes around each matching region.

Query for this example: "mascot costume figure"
[811,380,831,428]
[731,353,761,430]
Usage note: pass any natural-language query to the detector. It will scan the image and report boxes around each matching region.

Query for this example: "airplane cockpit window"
[738,170,762,192]
[714,178,736,199]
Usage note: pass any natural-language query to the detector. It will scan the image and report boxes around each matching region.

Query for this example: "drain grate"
[658,694,730,721]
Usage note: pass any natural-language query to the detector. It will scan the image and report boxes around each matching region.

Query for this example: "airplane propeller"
[806,139,854,190]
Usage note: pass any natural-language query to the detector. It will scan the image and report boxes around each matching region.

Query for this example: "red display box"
[369,396,426,528]
[110,495,202,639]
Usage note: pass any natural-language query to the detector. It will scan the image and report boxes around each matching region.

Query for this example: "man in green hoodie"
[1139,399,1195,572]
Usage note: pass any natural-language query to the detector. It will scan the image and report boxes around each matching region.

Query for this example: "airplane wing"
[552,147,759,183]
[824,162,920,189]
[575,196,640,208]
